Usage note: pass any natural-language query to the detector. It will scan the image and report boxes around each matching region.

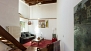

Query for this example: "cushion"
[21,32,26,38]
[24,32,31,36]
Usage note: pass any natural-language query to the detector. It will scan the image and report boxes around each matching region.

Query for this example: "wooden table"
[32,38,44,46]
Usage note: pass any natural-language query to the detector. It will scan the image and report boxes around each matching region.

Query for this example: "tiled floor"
[26,46,47,51]
[9,47,37,51]
[25,47,37,51]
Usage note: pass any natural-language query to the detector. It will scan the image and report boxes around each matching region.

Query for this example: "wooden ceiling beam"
[23,0,57,6]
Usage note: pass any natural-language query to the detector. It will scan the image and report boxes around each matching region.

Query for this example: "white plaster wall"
[0,0,19,28]
[29,3,57,39]
[0,0,19,51]
[19,0,30,32]
[30,3,57,19]
[57,0,82,51]
[19,0,30,18]
[29,19,57,39]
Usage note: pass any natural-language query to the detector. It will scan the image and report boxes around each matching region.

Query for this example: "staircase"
[0,25,26,51]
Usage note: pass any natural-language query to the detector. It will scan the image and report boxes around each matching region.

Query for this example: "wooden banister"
[0,25,26,51]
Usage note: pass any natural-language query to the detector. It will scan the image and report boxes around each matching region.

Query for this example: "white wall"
[29,19,57,39]
[19,0,30,32]
[29,3,57,39]
[30,3,57,19]
[19,0,30,18]
[0,0,19,28]
[57,0,81,51]
[0,0,19,51]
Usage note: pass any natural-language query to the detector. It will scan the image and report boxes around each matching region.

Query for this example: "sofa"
[20,32,35,44]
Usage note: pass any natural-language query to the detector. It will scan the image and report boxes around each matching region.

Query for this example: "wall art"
[74,0,91,51]
[38,20,49,28]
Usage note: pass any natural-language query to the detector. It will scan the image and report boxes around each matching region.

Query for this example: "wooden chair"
[47,40,60,51]
[53,40,60,51]
[37,40,60,51]
[47,43,54,51]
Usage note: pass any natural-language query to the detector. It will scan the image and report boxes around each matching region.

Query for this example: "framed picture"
[38,20,49,28]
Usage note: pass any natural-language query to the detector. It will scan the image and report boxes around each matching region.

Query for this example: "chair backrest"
[21,32,26,38]
[37,40,60,51]
[21,32,31,38]
[53,40,60,51]
[47,43,54,51]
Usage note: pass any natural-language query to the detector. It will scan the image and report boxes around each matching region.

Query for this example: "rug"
[23,39,52,48]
